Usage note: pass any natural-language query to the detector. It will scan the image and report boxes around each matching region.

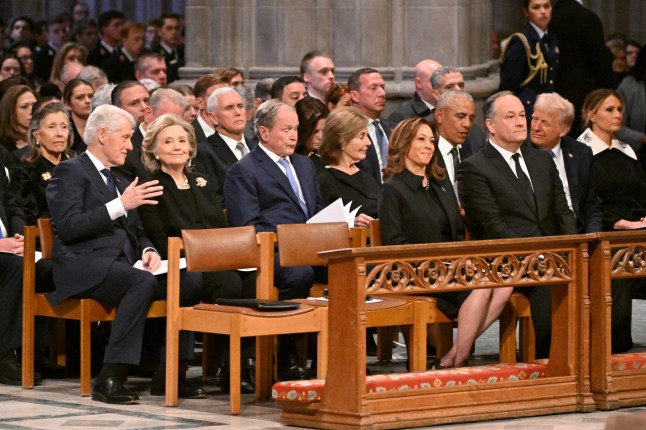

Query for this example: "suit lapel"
[560,140,579,216]
[210,133,239,166]
[254,147,304,212]
[429,180,462,240]
[78,153,115,203]
[484,143,537,215]
[291,155,315,216]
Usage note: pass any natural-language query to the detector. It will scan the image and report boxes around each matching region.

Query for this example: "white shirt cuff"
[106,198,126,220]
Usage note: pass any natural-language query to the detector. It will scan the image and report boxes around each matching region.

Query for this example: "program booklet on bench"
[213,299,301,311]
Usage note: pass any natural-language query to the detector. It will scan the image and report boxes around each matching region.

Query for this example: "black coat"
[318,167,380,218]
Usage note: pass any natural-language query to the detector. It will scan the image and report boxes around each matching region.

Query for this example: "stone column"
[183,0,499,114]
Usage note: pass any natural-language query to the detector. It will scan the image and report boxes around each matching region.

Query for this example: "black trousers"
[75,259,202,365]
[0,253,24,353]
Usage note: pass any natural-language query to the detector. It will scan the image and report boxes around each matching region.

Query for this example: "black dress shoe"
[277,356,310,381]
[92,376,139,404]
[220,359,256,394]
[149,370,207,399]
[0,350,42,386]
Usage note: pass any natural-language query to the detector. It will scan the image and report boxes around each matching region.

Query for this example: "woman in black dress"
[380,118,511,368]
[63,78,94,152]
[12,102,73,226]
[578,88,646,353]
[139,114,256,393]
[318,106,378,228]
[295,97,328,175]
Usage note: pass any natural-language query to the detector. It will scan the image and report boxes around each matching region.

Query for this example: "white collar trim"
[578,128,636,160]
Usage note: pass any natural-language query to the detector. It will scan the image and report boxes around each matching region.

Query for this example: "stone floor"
[3,299,646,430]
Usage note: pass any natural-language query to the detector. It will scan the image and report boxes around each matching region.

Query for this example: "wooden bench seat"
[273,362,548,404]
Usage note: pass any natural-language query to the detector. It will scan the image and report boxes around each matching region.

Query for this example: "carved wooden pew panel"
[590,230,646,410]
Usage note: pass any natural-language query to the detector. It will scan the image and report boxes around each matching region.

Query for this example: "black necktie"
[512,153,537,212]
[449,147,460,180]
[101,168,137,264]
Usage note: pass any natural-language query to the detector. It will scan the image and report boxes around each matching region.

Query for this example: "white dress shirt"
[489,140,534,191]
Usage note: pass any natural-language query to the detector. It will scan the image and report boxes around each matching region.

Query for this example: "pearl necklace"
[176,176,189,189]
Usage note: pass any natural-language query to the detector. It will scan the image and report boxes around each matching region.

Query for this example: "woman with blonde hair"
[318,106,378,228]
[138,114,256,395]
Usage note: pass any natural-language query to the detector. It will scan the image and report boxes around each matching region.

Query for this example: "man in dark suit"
[191,74,230,144]
[349,68,395,183]
[388,59,442,124]
[102,21,145,84]
[435,89,477,205]
[530,91,632,352]
[87,11,123,68]
[113,88,186,181]
[224,99,324,380]
[499,0,558,126]
[457,91,577,358]
[550,0,616,137]
[195,87,254,199]
[149,13,184,84]
[530,92,603,234]
[33,15,68,81]
[46,105,203,404]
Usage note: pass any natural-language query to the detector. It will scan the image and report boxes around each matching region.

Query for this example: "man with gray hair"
[435,89,476,205]
[114,88,186,180]
[388,58,442,124]
[78,65,109,90]
[224,99,324,381]
[46,105,203,404]
[458,91,576,359]
[195,87,255,198]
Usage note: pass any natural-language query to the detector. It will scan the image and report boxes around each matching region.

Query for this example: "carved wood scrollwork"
[610,245,646,275]
[365,252,572,294]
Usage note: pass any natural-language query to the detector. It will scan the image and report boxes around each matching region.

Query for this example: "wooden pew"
[589,230,646,410]
[276,234,595,429]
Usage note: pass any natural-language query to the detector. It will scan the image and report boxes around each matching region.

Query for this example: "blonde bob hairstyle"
[382,117,445,181]
[141,114,197,174]
[318,106,368,164]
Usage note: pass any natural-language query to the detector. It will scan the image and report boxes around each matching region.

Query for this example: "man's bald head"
[414,59,442,106]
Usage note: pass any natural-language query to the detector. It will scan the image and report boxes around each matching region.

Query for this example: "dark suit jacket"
[457,141,576,240]
[139,170,228,259]
[317,168,380,218]
[194,132,256,199]
[192,118,208,145]
[551,0,616,136]
[500,23,558,121]
[379,169,464,245]
[357,116,395,184]
[388,92,433,124]
[113,127,147,181]
[223,145,324,232]
[33,45,56,82]
[102,47,136,83]
[0,160,25,235]
[551,136,603,233]
[87,40,114,68]
[150,44,185,83]
[46,152,154,303]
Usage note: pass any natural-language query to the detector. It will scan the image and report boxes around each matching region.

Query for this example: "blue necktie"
[277,158,309,218]
[547,150,556,158]
[373,120,388,168]
[101,168,137,264]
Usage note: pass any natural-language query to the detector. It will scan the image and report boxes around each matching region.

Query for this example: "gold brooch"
[41,172,52,181]
[195,177,207,187]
